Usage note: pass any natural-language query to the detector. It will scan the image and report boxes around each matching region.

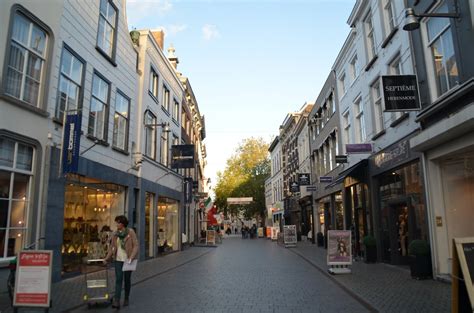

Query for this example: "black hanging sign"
[171,145,195,169]
[298,173,311,186]
[381,75,421,112]
[290,181,300,193]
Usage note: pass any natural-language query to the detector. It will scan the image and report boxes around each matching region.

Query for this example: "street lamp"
[402,6,459,31]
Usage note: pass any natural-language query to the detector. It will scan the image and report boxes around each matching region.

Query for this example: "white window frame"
[144,111,157,159]
[383,0,396,35]
[97,0,117,59]
[149,67,159,100]
[160,128,169,166]
[162,85,170,112]
[364,11,376,60]
[173,99,179,122]
[371,78,385,134]
[55,45,84,121]
[342,110,351,147]
[338,73,346,99]
[0,137,34,259]
[350,54,359,82]
[354,97,366,143]
[423,2,458,99]
[4,10,49,108]
[112,91,130,151]
[88,73,110,141]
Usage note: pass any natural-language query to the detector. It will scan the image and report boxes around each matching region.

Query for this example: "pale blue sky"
[127,0,355,186]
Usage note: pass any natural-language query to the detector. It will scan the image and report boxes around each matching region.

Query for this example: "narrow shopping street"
[68,238,370,313]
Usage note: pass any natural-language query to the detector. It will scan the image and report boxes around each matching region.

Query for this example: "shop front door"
[388,202,410,265]
[354,207,366,258]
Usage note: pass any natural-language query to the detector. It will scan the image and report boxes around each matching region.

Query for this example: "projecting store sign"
[298,173,311,186]
[171,145,195,169]
[62,114,82,174]
[290,181,300,192]
[346,143,372,154]
[381,75,421,112]
[320,176,333,183]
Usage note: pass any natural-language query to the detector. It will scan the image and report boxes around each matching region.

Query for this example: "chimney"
[167,44,179,70]
[150,30,164,50]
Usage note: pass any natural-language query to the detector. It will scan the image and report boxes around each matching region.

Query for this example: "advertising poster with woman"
[327,230,352,265]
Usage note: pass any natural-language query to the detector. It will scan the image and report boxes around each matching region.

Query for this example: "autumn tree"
[214,137,270,223]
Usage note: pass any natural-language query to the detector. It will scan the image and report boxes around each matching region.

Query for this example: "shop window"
[144,192,154,258]
[0,137,34,259]
[157,197,179,253]
[62,177,125,274]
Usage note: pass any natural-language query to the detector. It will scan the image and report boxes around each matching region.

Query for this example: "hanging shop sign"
[62,114,82,174]
[381,75,421,112]
[452,237,474,312]
[290,181,300,193]
[298,173,311,186]
[327,230,352,265]
[306,186,317,192]
[319,176,333,183]
[373,139,410,170]
[346,143,373,154]
[335,155,348,164]
[283,225,297,247]
[171,144,195,169]
[14,250,53,309]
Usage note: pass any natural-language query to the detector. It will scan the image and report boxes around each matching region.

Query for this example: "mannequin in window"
[398,211,408,256]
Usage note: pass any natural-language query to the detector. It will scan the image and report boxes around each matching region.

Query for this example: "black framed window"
[55,45,85,121]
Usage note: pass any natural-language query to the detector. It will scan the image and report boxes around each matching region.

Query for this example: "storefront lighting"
[17,233,21,237]
[18,221,22,225]
[22,196,26,200]
[94,207,97,211]
[157,216,165,220]
[84,186,88,189]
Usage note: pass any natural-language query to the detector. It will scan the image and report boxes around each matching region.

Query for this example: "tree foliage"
[214,137,270,222]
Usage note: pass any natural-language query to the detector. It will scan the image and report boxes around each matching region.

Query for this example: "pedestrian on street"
[105,215,139,309]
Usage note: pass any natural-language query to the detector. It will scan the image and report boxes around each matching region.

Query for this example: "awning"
[325,159,368,189]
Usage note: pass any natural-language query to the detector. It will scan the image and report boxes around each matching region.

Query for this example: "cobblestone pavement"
[0,238,450,313]
[292,241,451,313]
[69,237,370,313]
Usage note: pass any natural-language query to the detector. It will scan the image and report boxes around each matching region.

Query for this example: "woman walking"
[105,215,139,309]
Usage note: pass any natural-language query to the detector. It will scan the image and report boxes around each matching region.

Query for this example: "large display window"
[62,176,125,274]
[0,137,34,260]
[157,197,179,253]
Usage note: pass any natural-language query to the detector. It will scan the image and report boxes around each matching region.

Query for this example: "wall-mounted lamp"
[144,121,170,132]
[403,6,459,31]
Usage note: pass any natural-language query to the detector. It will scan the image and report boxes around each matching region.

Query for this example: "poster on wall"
[257,227,264,238]
[283,225,297,247]
[14,250,53,308]
[452,237,474,312]
[327,230,352,266]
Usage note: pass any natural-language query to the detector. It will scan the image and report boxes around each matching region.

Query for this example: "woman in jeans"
[105,215,139,309]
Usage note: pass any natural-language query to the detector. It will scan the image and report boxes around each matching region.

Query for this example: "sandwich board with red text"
[14,250,53,310]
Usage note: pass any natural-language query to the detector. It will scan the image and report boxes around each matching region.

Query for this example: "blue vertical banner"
[62,114,82,174]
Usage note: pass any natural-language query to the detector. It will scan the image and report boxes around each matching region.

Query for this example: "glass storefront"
[379,161,426,264]
[62,176,125,274]
[335,192,344,230]
[0,137,34,259]
[157,197,179,253]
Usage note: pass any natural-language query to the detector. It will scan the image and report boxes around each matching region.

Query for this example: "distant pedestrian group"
[241,224,257,239]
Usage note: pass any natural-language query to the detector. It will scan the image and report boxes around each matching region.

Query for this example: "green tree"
[214,137,270,223]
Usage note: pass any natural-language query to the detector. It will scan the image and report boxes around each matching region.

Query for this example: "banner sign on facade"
[62,114,82,174]
[346,143,372,154]
[227,197,253,204]
[381,75,421,112]
[171,144,195,169]
[283,225,297,247]
[14,250,53,308]
[335,155,348,163]
[327,230,352,265]
[298,173,311,186]
[306,186,317,192]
